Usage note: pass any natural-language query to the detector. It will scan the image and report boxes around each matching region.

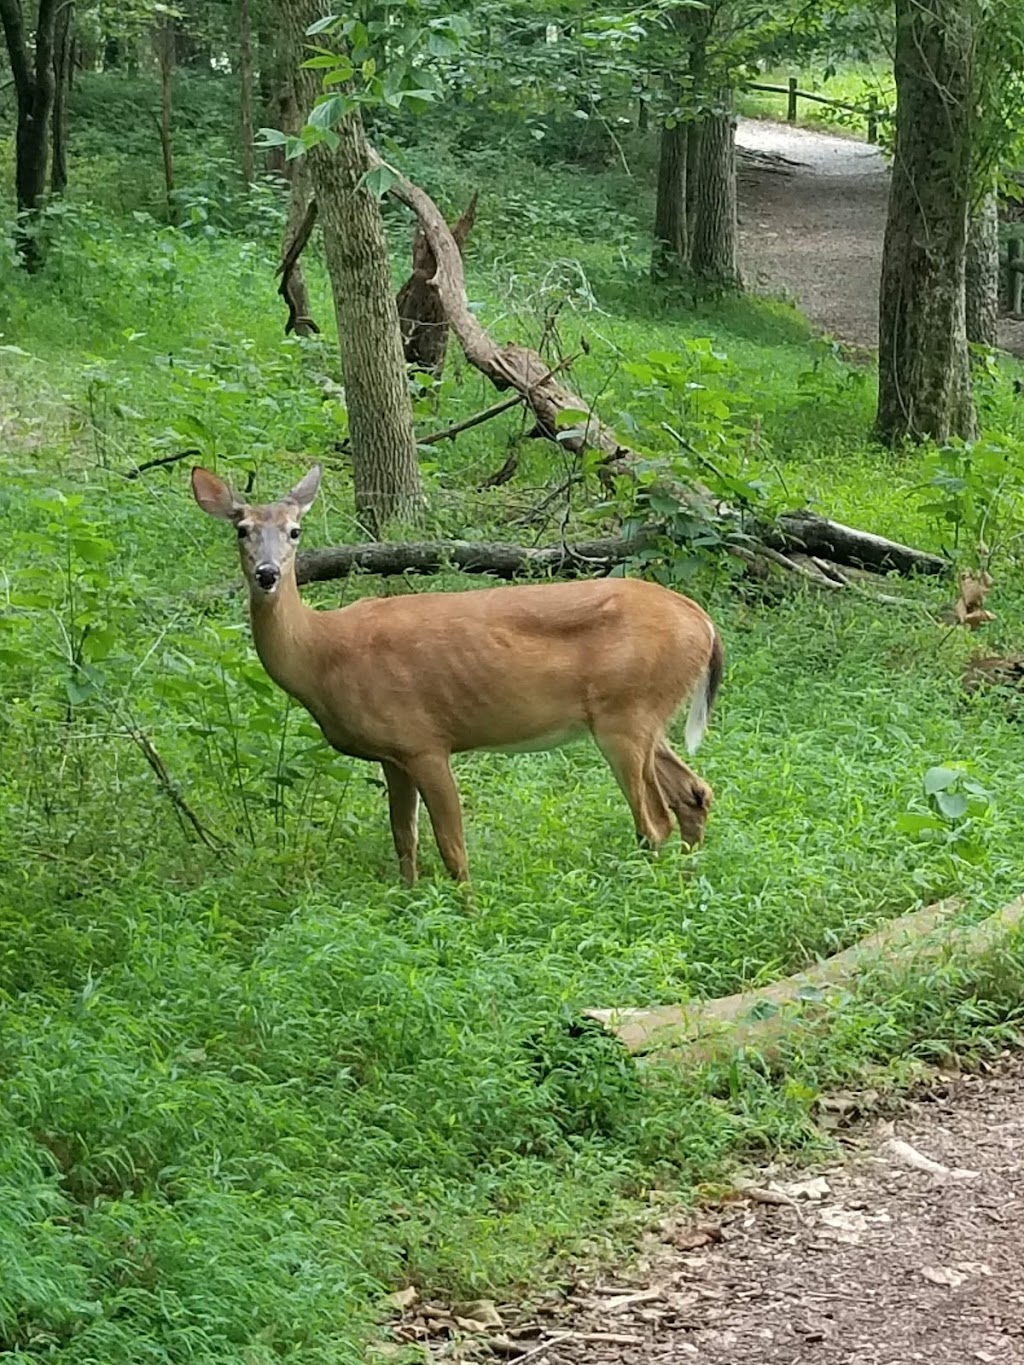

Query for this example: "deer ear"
[284,464,321,517]
[192,467,242,521]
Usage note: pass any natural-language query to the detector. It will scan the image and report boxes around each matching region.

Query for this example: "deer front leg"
[402,752,470,883]
[382,759,420,887]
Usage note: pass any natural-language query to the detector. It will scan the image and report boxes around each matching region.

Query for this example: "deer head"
[191,465,322,597]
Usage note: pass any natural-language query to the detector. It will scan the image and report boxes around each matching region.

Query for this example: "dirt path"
[388,1060,1024,1363]
[736,117,1024,357]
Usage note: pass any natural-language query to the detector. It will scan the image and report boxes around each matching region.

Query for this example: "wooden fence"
[745,76,885,144]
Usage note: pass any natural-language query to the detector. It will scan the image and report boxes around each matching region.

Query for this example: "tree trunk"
[875,0,976,445]
[51,0,73,194]
[966,190,999,348]
[1,0,60,266]
[155,16,175,210]
[287,1,421,533]
[685,119,702,244]
[651,118,688,279]
[239,0,254,185]
[689,100,740,288]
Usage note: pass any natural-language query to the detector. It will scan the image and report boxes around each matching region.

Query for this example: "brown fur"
[191,465,723,886]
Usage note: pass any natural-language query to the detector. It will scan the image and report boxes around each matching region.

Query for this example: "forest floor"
[735,116,1024,357]
[405,1058,1024,1363]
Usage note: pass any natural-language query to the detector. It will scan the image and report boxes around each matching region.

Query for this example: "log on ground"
[586,895,1024,1065]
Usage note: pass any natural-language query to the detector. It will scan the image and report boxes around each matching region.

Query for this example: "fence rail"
[745,76,885,144]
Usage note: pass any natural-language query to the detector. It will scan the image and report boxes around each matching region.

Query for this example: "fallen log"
[586,895,1024,1066]
[296,532,651,585]
[295,517,947,586]
[769,511,947,577]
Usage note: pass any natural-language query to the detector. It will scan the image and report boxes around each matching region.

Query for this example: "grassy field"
[2,73,1024,1365]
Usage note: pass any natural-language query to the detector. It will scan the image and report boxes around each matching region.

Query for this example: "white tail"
[191,465,723,886]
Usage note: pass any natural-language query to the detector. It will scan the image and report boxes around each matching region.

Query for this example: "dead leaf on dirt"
[732,1177,801,1211]
[661,1220,723,1251]
[920,1265,968,1289]
[779,1175,831,1201]
[384,1286,418,1313]
[451,1300,504,1331]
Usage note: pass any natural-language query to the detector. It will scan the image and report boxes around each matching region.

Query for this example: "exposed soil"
[392,1058,1024,1363]
[736,117,1024,357]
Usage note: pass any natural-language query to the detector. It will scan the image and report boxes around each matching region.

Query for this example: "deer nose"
[254,563,280,591]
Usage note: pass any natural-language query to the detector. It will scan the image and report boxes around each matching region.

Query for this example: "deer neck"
[247,571,319,705]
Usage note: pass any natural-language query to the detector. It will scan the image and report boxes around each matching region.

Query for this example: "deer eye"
[237,524,248,539]
[289,527,301,541]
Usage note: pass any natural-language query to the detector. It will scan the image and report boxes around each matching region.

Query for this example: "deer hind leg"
[594,724,674,848]
[382,759,420,887]
[655,741,712,848]
[402,752,470,883]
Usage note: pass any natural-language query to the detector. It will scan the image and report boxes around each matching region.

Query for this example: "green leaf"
[308,94,350,129]
[923,766,958,795]
[360,165,397,200]
[305,14,338,36]
[935,791,969,821]
[895,812,944,835]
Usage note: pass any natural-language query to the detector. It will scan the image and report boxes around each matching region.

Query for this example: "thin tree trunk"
[1,0,60,266]
[51,0,73,194]
[966,190,999,348]
[652,118,688,279]
[155,16,175,209]
[239,0,254,185]
[876,0,976,445]
[689,99,740,288]
[287,0,420,533]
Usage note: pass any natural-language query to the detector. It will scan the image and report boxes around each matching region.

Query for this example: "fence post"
[787,76,798,123]
[866,95,878,145]
[1010,236,1024,315]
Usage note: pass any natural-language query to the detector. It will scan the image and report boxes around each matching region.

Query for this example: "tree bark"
[875,0,977,445]
[239,0,254,185]
[50,0,73,194]
[966,190,999,348]
[1,0,60,266]
[689,99,740,287]
[274,17,316,336]
[652,118,688,279]
[396,194,477,376]
[287,0,421,534]
[154,15,175,209]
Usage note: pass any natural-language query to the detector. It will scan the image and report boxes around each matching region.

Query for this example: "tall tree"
[239,0,254,184]
[875,0,977,444]
[1,0,60,265]
[50,0,73,194]
[965,190,999,348]
[689,97,740,286]
[283,0,421,533]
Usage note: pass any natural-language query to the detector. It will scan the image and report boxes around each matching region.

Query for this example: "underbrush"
[2,76,1024,1365]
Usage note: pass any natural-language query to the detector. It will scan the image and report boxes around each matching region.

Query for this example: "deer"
[191,464,724,887]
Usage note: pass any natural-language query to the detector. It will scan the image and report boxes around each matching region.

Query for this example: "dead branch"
[124,446,201,479]
[366,144,640,471]
[418,394,524,446]
[276,196,320,336]
[397,191,478,376]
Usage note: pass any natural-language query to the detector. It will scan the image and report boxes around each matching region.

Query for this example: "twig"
[127,725,223,849]
[124,447,201,479]
[419,394,524,445]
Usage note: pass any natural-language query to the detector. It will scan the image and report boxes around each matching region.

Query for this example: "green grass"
[2,72,1024,1365]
